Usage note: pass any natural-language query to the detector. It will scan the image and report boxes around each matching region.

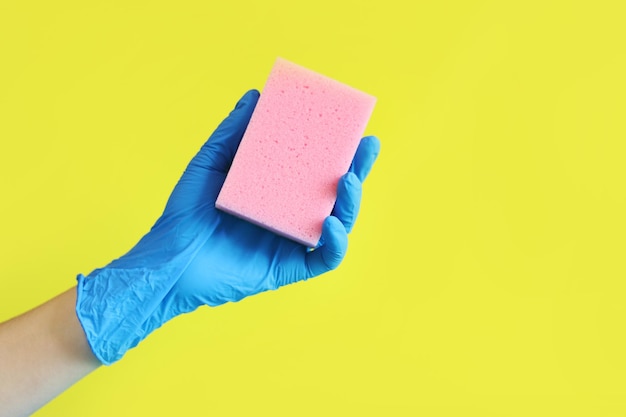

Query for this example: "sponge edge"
[216,58,376,247]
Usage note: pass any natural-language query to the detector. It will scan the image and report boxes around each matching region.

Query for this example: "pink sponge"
[215,58,376,247]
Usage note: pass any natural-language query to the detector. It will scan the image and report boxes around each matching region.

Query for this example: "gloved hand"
[76,90,380,365]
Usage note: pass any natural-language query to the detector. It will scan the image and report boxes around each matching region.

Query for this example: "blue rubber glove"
[76,90,380,365]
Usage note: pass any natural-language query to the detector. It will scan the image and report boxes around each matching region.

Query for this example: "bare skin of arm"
[0,288,101,417]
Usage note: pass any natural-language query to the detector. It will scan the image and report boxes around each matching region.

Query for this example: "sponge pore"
[215,58,376,247]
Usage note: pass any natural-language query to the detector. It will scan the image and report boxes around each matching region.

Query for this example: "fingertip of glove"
[236,89,260,109]
[304,216,349,278]
[362,135,381,155]
[335,174,362,234]
[324,215,345,232]
[352,136,381,182]
[313,216,346,249]
[322,216,349,265]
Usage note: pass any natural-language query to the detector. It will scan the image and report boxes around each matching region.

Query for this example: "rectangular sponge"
[215,58,376,247]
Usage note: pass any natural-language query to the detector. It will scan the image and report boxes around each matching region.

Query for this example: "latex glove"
[76,90,380,365]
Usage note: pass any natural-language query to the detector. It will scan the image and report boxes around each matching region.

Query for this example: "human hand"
[76,90,380,364]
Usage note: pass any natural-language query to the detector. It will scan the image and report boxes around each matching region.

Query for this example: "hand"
[76,90,380,364]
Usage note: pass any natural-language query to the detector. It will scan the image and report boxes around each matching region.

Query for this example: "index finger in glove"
[349,135,381,182]
[332,172,361,233]
[192,89,260,174]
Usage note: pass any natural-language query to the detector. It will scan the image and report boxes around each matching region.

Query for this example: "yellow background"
[1,0,626,415]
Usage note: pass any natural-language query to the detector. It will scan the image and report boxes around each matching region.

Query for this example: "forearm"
[0,287,101,417]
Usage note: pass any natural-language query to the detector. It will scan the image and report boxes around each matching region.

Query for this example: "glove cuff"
[75,266,179,365]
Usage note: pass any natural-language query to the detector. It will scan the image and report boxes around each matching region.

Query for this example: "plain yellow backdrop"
[1,0,626,415]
